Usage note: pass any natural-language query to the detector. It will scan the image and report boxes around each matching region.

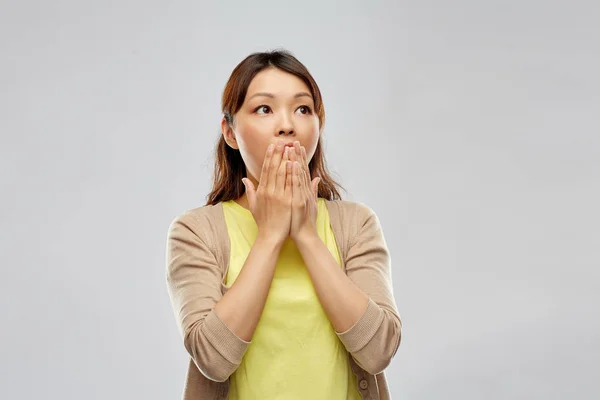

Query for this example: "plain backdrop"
[1,1,599,399]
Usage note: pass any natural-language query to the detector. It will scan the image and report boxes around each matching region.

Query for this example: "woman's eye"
[254,105,311,115]
[255,105,271,114]
[297,105,312,115]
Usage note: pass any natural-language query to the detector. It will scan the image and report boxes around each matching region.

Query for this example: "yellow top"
[222,198,362,400]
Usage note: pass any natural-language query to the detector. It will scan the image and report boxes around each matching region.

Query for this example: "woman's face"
[222,67,320,186]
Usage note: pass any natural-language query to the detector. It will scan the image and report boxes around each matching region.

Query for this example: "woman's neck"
[234,193,250,210]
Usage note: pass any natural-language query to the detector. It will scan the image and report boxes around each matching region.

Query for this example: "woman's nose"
[277,112,295,135]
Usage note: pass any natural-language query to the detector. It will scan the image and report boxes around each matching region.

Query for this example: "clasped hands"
[241,139,321,244]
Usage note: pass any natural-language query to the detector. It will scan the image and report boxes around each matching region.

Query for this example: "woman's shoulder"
[167,202,225,241]
[323,198,379,221]
[170,202,221,222]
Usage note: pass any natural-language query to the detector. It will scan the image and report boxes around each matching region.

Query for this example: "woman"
[166,49,402,399]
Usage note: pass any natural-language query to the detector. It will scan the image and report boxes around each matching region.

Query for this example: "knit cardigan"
[166,199,402,399]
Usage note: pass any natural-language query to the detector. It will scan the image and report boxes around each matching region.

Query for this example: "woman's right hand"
[242,140,292,244]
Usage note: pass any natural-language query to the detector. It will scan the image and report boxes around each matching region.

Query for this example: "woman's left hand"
[289,142,321,242]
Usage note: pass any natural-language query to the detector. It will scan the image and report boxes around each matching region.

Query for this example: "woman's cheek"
[240,146,265,182]
[250,153,263,181]
[305,129,320,162]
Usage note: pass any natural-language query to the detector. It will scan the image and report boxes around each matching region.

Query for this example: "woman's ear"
[221,116,239,150]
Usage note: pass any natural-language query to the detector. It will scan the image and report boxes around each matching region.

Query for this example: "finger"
[300,146,312,187]
[298,149,310,188]
[312,177,321,199]
[289,145,301,194]
[242,178,257,208]
[294,142,306,185]
[300,146,309,173]
[292,161,302,204]
[294,160,307,203]
[285,158,292,197]
[275,146,289,193]
[259,143,275,189]
[300,147,318,199]
[292,145,310,200]
[300,163,311,201]
[267,141,285,193]
[294,142,303,172]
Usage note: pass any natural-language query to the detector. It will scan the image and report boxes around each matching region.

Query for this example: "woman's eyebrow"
[247,92,313,100]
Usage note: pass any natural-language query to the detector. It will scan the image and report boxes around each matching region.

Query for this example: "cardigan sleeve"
[335,203,402,375]
[165,210,250,382]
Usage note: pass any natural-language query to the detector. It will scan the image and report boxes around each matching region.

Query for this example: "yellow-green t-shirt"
[222,198,362,400]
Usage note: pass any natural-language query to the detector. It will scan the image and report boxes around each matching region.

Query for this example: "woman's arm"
[294,203,402,375]
[294,234,370,332]
[166,212,283,382]
[213,232,283,341]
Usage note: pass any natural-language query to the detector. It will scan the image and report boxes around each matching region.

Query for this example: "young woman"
[166,49,402,400]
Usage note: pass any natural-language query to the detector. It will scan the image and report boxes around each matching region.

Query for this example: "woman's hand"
[289,141,321,242]
[242,140,293,245]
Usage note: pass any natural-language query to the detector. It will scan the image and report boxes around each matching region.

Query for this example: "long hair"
[205,49,345,206]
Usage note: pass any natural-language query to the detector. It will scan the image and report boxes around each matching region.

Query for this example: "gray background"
[1,1,598,399]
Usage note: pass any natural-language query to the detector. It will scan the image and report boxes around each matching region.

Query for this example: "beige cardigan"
[165,199,402,399]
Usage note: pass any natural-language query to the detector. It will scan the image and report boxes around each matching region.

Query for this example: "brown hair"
[205,49,345,206]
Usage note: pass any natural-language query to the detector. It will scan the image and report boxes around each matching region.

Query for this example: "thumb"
[242,178,256,206]
[311,177,321,198]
